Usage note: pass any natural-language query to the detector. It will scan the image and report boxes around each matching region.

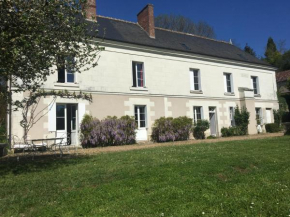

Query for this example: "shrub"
[284,123,290,135]
[193,120,209,140]
[80,115,137,148]
[234,106,250,135]
[151,116,193,142]
[282,112,290,123]
[207,135,217,139]
[265,123,281,133]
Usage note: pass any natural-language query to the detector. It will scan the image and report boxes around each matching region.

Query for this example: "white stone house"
[10,2,278,145]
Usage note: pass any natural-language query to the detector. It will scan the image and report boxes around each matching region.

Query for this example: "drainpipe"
[8,77,12,149]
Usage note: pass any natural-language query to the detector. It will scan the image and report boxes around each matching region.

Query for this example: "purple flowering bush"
[151,116,193,143]
[80,115,137,148]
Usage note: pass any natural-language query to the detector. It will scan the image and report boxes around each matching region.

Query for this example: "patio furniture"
[59,133,79,157]
[31,137,64,157]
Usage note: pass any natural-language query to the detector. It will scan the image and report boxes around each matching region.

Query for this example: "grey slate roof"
[91,16,270,67]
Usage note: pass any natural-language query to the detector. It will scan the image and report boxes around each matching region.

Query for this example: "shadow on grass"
[0,154,92,177]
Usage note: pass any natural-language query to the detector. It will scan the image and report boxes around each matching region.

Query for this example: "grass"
[1,136,290,216]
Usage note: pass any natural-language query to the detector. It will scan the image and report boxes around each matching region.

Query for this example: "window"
[190,69,201,91]
[224,73,233,93]
[193,106,203,123]
[56,105,66,130]
[57,57,75,83]
[229,107,235,127]
[132,62,145,88]
[135,105,146,128]
[251,76,259,95]
[255,108,262,125]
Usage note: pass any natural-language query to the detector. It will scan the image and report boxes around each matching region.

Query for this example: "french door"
[134,105,147,141]
[56,104,78,145]
[209,107,217,136]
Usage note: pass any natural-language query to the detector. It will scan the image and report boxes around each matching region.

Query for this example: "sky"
[97,0,290,58]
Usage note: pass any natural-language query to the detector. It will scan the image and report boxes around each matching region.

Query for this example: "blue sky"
[97,0,290,57]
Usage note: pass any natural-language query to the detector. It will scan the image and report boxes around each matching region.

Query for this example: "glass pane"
[57,118,65,130]
[58,68,65,83]
[67,73,74,83]
[71,106,76,118]
[139,106,145,114]
[140,113,146,121]
[140,121,146,128]
[72,117,76,130]
[56,105,65,117]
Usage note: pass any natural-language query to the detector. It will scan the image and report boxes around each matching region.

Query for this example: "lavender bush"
[80,115,137,148]
[151,116,193,143]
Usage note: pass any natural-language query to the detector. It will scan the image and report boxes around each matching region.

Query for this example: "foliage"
[264,37,282,66]
[0,0,103,104]
[155,14,215,38]
[282,112,290,123]
[80,115,137,148]
[265,123,281,133]
[273,109,282,126]
[279,50,290,71]
[284,123,290,135]
[192,119,209,140]
[234,106,250,135]
[207,135,217,139]
[151,116,193,143]
[244,44,256,57]
[221,127,238,137]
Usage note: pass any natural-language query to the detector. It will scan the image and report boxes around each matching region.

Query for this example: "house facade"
[10,2,278,145]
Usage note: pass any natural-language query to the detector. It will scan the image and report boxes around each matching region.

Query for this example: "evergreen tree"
[244,44,256,57]
[264,37,282,66]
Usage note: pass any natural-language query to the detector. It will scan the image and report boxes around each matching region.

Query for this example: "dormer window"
[57,57,75,83]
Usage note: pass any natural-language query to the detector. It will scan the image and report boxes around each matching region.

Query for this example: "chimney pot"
[137,4,155,38]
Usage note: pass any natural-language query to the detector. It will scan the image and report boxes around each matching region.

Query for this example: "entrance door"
[67,104,77,145]
[135,105,147,141]
[209,107,217,136]
[56,104,78,145]
[266,109,272,124]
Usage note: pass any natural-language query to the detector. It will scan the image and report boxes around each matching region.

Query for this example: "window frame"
[223,73,234,94]
[193,106,203,124]
[134,105,147,128]
[251,76,260,95]
[132,61,146,88]
[255,107,263,125]
[57,57,76,84]
[189,69,202,92]
[56,104,66,131]
[229,107,236,127]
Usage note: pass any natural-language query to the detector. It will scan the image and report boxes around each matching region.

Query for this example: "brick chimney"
[84,0,97,20]
[137,4,155,38]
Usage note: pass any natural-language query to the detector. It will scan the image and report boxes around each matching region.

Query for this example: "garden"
[1,136,290,216]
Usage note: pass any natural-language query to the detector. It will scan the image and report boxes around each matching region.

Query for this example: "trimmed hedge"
[193,120,209,140]
[151,116,193,143]
[265,123,281,133]
[80,115,137,148]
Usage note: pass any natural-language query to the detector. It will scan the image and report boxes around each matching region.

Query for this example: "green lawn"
[1,136,290,217]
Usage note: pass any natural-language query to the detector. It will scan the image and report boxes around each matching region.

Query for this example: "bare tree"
[155,14,216,39]
[277,39,287,54]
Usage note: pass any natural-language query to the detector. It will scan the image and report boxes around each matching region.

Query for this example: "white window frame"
[251,76,260,95]
[255,107,263,125]
[223,73,234,94]
[189,69,202,91]
[134,105,147,128]
[229,107,235,127]
[193,106,204,123]
[58,57,76,84]
[132,62,146,88]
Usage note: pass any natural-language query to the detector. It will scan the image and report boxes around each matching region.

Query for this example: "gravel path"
[78,133,284,156]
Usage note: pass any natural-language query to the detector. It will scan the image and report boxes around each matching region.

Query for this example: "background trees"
[155,14,216,39]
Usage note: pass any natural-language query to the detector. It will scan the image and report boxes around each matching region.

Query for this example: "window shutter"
[48,102,56,132]
[78,103,86,124]
[230,74,234,92]
[189,70,194,90]
[223,74,227,92]
[201,107,204,119]
[132,62,136,87]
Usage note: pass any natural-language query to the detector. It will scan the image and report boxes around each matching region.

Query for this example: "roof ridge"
[97,15,137,25]
[155,27,231,45]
